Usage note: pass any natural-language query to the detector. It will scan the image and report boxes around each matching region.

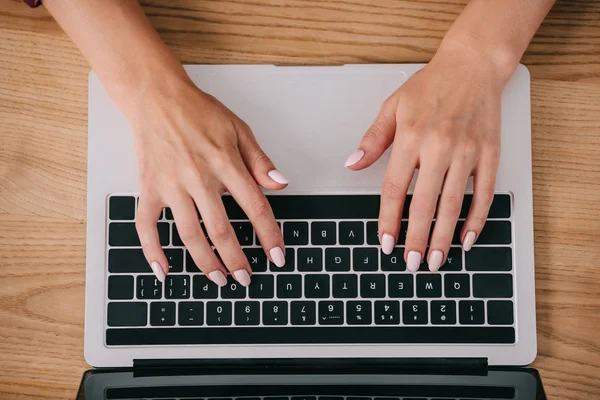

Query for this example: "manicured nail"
[381,233,395,255]
[209,270,227,287]
[344,149,365,168]
[428,250,444,272]
[270,246,286,268]
[407,251,422,272]
[150,261,166,283]
[463,231,476,251]
[268,170,289,185]
[233,269,251,287]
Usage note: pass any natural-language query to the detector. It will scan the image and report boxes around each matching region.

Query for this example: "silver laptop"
[85,64,536,371]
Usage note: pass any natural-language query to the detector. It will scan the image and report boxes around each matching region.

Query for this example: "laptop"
[83,64,542,397]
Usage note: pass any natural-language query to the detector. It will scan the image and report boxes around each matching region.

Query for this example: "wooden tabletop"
[1,0,599,398]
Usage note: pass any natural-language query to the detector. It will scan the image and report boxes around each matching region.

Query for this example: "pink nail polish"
[270,247,286,268]
[344,149,365,168]
[463,231,476,251]
[407,251,422,272]
[428,250,443,272]
[150,261,166,282]
[233,270,251,287]
[381,233,395,255]
[209,270,227,287]
[268,170,289,185]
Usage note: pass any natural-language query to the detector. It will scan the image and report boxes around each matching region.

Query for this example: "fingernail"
[209,270,227,287]
[428,250,444,272]
[344,149,365,168]
[233,269,251,287]
[407,251,422,272]
[381,233,395,255]
[463,231,476,252]
[150,261,166,283]
[270,246,286,268]
[268,170,289,185]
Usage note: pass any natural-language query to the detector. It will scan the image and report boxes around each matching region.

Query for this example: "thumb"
[345,96,398,170]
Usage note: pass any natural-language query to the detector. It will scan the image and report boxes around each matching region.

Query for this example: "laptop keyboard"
[105,194,516,346]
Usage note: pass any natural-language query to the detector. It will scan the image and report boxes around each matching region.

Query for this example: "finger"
[136,194,169,282]
[193,188,252,287]
[427,164,470,271]
[462,156,499,251]
[378,135,419,256]
[345,96,398,170]
[220,154,286,268]
[236,120,289,190]
[404,160,447,272]
[170,194,228,287]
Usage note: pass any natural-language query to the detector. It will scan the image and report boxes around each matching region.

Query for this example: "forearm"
[43,0,188,115]
[438,0,556,84]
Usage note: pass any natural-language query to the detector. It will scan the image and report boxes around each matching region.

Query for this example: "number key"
[318,301,344,325]
[431,300,456,325]
[206,301,232,326]
[263,301,288,325]
[402,300,428,324]
[291,301,316,325]
[346,301,372,325]
[235,301,260,325]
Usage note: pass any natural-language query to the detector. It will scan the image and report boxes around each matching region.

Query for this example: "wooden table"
[1,0,599,398]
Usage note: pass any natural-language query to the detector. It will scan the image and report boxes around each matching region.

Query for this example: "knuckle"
[381,179,406,201]
[248,196,272,219]
[458,137,480,163]
[178,223,204,244]
[210,146,238,171]
[410,195,437,216]
[440,194,463,216]
[248,147,271,168]
[208,219,233,243]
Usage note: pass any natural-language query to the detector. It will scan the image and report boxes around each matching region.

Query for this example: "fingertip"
[463,231,476,251]
[150,261,167,282]
[428,250,444,272]
[267,169,289,185]
[344,149,365,168]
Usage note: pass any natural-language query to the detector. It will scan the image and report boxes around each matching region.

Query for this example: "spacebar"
[106,327,515,346]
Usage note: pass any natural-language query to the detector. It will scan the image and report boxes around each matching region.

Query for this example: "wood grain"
[0,0,599,398]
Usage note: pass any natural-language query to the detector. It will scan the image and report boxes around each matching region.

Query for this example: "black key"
[108,222,169,247]
[108,275,134,300]
[339,221,364,245]
[431,300,457,325]
[235,301,260,326]
[459,300,485,325]
[381,247,406,271]
[420,247,462,271]
[221,196,249,219]
[416,274,442,298]
[107,302,147,327]
[269,248,295,272]
[366,221,379,245]
[374,301,400,325]
[109,196,135,220]
[444,274,470,298]
[311,222,336,245]
[396,221,409,246]
[346,301,372,325]
[164,249,183,273]
[136,275,162,299]
[353,248,379,271]
[108,326,517,345]
[232,221,253,245]
[150,302,176,326]
[193,275,218,299]
[297,248,323,272]
[291,301,316,325]
[325,248,350,271]
[388,274,414,298]
[164,207,174,220]
[165,275,190,299]
[277,275,302,299]
[244,248,267,272]
[283,222,309,245]
[454,221,512,245]
[248,275,275,299]
[473,274,513,298]
[360,274,386,298]
[318,301,344,325]
[221,276,247,299]
[488,300,514,325]
[178,302,204,326]
[206,301,233,326]
[466,247,512,271]
[304,275,330,299]
[263,301,288,325]
[265,195,383,220]
[108,249,151,273]
[403,300,428,324]
[332,274,358,298]
[185,251,201,273]
[461,194,511,219]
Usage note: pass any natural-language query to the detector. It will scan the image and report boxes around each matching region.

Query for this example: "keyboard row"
[107,299,514,327]
[108,273,514,301]
[108,220,512,248]
[108,247,512,274]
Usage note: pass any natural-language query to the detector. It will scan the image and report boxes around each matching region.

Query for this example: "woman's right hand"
[129,77,289,287]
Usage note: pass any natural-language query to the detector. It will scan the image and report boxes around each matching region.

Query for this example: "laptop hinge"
[133,358,488,377]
